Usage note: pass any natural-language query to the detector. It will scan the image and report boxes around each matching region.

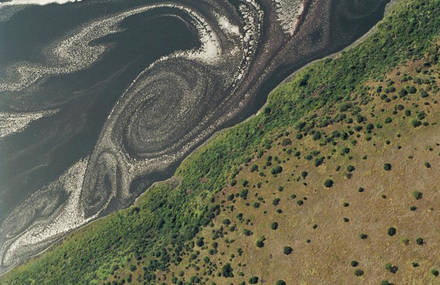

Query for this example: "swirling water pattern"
[0,0,390,274]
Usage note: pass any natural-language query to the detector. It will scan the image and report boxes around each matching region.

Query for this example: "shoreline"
[135,0,402,210]
[0,0,402,277]
[267,0,401,99]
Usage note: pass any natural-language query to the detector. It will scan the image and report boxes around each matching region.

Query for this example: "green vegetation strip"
[2,0,440,283]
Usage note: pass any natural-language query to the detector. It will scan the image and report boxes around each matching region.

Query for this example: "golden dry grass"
[155,58,440,285]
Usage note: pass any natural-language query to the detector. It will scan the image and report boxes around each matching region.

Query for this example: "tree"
[412,191,423,200]
[385,263,398,273]
[383,163,392,171]
[354,269,364,276]
[196,237,204,247]
[256,237,265,248]
[411,119,422,127]
[249,276,259,284]
[387,227,396,236]
[221,263,234,278]
[282,138,292,146]
[324,179,334,188]
[283,246,293,255]
[271,165,283,175]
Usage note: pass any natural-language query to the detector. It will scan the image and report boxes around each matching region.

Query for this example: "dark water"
[0,0,391,273]
[0,2,199,222]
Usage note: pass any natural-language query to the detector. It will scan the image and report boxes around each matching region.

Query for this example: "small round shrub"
[221,263,234,278]
[256,237,265,248]
[413,191,423,200]
[432,269,439,277]
[385,263,398,273]
[243,229,253,236]
[271,222,279,230]
[283,246,293,255]
[416,237,424,245]
[196,238,204,247]
[354,269,364,276]
[271,166,283,175]
[411,119,422,127]
[408,86,417,93]
[324,179,334,188]
[351,261,359,267]
[388,227,397,236]
[384,163,392,171]
[276,281,286,285]
[282,138,292,146]
[249,276,259,284]
[313,132,322,141]
[360,233,368,240]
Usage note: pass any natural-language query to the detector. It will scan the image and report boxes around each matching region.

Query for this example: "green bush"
[196,238,204,247]
[412,191,423,200]
[387,227,396,237]
[354,269,364,276]
[314,157,325,167]
[383,163,392,171]
[385,263,398,274]
[249,276,259,284]
[408,86,417,93]
[271,165,283,175]
[221,263,234,278]
[282,138,292,146]
[324,179,334,188]
[243,229,253,236]
[411,119,422,127]
[5,1,440,283]
[256,237,265,248]
[283,246,293,255]
[240,189,249,200]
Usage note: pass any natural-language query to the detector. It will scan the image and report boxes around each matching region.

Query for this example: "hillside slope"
[2,0,440,284]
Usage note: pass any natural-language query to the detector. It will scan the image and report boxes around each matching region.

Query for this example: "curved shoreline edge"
[0,0,413,281]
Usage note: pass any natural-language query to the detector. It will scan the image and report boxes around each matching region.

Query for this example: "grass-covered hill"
[2,0,440,284]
